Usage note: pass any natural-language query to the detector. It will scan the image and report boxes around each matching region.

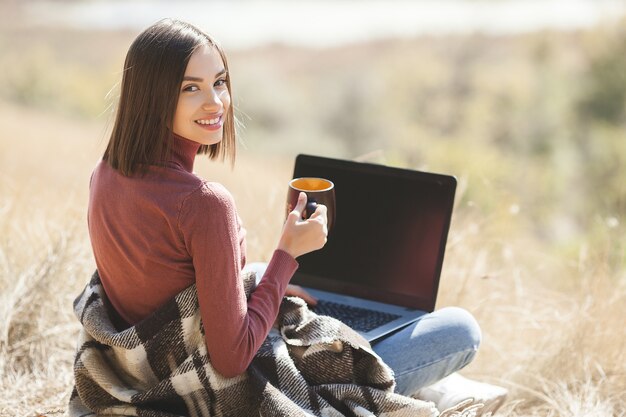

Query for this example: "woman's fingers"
[288,192,308,223]
[309,203,327,219]
[278,198,328,259]
[286,284,318,306]
[308,204,328,230]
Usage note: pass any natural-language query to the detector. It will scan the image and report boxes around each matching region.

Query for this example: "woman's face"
[173,45,230,145]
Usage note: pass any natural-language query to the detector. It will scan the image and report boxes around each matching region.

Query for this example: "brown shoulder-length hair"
[104,18,236,176]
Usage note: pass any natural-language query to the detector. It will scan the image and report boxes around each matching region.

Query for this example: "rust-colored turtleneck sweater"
[87,133,298,378]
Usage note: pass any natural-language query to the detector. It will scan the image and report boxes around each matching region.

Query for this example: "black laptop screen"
[291,154,456,312]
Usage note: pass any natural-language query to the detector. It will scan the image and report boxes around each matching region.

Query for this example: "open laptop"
[291,154,457,342]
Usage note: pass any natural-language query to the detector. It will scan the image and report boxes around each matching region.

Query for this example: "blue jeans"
[245,263,481,396]
[371,307,481,395]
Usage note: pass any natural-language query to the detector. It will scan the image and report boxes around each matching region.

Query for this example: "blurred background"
[0,1,625,416]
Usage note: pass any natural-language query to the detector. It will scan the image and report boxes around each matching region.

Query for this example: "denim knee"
[382,307,482,393]
[433,306,482,353]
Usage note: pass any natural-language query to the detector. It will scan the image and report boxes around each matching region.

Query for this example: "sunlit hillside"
[0,6,625,417]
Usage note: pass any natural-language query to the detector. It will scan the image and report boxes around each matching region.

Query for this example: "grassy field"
[1,107,624,416]
[1,13,625,417]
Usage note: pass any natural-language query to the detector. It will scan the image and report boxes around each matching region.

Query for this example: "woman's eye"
[183,85,199,92]
[215,78,227,87]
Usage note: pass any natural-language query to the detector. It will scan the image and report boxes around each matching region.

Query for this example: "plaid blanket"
[69,271,449,417]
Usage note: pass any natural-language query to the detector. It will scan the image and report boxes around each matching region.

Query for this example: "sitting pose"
[71,18,506,416]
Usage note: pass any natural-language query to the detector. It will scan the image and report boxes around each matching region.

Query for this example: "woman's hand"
[277,192,328,259]
[285,284,318,306]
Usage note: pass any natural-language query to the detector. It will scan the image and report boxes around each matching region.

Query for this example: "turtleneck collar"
[169,132,202,172]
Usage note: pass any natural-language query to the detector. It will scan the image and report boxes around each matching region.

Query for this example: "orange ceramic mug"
[286,177,335,232]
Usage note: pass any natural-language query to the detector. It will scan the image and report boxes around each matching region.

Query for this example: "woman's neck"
[169,132,202,172]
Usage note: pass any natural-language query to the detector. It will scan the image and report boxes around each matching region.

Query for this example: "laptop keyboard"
[312,300,402,333]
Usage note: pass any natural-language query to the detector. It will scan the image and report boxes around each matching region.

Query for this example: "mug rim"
[289,177,334,192]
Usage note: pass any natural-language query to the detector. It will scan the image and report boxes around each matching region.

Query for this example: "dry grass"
[438,190,626,416]
[0,98,624,416]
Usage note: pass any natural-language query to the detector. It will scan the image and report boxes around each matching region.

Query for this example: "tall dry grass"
[438,179,626,416]
[0,102,624,416]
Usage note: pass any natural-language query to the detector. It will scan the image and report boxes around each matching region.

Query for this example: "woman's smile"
[194,114,223,131]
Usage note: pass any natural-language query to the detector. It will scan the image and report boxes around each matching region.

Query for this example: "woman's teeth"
[195,117,220,125]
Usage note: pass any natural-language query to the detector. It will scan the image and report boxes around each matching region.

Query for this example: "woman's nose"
[202,89,221,110]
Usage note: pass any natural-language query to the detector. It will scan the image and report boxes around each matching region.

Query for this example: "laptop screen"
[291,154,456,312]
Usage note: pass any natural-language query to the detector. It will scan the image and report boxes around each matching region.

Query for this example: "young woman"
[84,18,506,414]
[88,18,327,379]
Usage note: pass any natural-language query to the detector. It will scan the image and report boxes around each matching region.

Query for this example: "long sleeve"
[178,182,298,378]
